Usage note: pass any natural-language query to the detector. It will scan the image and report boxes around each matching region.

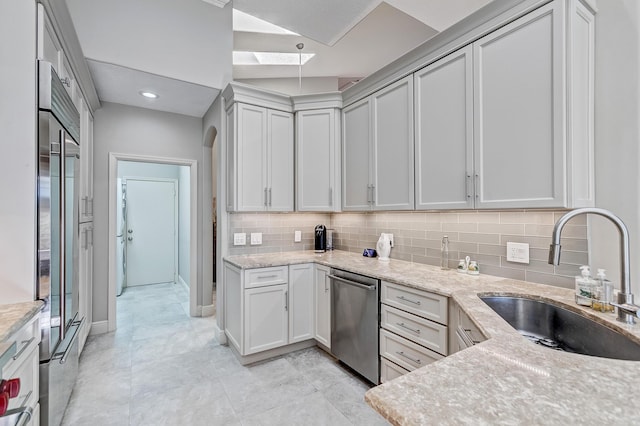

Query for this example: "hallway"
[61,283,387,425]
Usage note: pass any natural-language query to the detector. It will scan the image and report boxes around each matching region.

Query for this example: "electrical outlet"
[233,233,246,246]
[250,232,262,245]
[507,242,529,264]
[294,230,302,242]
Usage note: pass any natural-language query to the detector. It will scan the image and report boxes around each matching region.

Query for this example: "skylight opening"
[233,51,315,66]
[233,9,299,35]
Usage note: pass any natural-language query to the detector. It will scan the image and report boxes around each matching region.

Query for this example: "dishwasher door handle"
[328,275,376,291]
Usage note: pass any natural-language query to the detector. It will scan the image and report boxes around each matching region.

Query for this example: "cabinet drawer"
[245,266,288,289]
[1,316,39,379]
[3,345,39,414]
[381,304,448,356]
[380,356,410,383]
[381,281,448,325]
[380,329,443,372]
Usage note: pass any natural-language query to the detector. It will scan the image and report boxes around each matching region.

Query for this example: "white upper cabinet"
[224,83,294,212]
[473,2,565,208]
[79,100,94,223]
[295,108,341,211]
[415,45,474,210]
[343,75,414,211]
[342,98,372,211]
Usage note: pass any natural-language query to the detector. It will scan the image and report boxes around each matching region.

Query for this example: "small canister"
[468,261,480,275]
[457,259,467,274]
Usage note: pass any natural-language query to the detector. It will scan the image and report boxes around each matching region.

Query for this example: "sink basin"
[480,296,640,361]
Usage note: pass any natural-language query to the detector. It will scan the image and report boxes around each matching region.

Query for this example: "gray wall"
[591,0,640,296]
[178,165,190,285]
[93,102,203,322]
[0,0,37,302]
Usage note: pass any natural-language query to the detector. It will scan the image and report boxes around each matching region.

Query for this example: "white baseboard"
[201,304,215,317]
[214,323,227,345]
[178,275,189,292]
[90,320,109,335]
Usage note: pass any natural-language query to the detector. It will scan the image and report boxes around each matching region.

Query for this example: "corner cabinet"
[223,262,315,358]
[223,83,294,212]
[292,93,343,212]
[414,0,595,209]
[343,75,415,211]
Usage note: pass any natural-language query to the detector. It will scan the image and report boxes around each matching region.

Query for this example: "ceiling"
[66,0,491,117]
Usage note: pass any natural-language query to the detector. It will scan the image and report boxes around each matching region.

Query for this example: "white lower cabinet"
[313,264,331,349]
[244,284,289,354]
[448,299,486,355]
[78,222,93,354]
[224,262,317,358]
[1,314,40,425]
[288,263,314,344]
[379,281,448,379]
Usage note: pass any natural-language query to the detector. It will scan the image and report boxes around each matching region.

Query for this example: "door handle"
[284,291,288,311]
[466,173,471,199]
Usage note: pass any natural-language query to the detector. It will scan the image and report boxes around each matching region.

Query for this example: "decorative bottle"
[441,235,449,270]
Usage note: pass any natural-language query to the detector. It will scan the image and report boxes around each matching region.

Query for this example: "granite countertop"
[0,301,43,343]
[225,250,640,423]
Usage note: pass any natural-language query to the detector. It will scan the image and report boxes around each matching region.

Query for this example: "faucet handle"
[611,302,640,319]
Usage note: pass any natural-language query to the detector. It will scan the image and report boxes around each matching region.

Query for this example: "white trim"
[89,320,109,335]
[201,304,216,317]
[108,153,198,332]
[178,274,189,293]
[201,0,230,8]
[214,323,227,344]
[222,81,293,112]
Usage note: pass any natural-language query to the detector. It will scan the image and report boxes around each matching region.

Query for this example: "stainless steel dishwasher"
[329,268,380,384]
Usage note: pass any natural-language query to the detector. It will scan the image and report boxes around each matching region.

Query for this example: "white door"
[267,109,294,212]
[288,263,314,344]
[244,283,289,355]
[342,98,372,211]
[125,178,177,287]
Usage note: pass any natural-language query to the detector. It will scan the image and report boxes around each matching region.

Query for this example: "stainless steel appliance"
[37,60,83,426]
[314,225,326,253]
[329,269,380,384]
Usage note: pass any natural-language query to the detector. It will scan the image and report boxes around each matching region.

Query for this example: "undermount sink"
[480,296,640,361]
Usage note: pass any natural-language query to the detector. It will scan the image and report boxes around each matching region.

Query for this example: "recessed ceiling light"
[233,51,315,66]
[139,91,159,99]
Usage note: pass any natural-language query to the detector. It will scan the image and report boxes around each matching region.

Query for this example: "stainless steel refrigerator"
[37,60,83,426]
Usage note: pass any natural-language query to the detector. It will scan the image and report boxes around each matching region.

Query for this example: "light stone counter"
[0,301,43,342]
[225,250,640,424]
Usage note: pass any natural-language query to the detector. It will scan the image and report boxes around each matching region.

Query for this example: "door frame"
[122,176,179,287]
[108,153,197,332]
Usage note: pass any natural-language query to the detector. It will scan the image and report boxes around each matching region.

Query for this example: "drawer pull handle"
[257,274,278,279]
[397,295,421,305]
[396,351,421,365]
[12,337,35,360]
[396,322,420,334]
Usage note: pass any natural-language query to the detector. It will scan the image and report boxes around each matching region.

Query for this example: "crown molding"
[202,0,231,8]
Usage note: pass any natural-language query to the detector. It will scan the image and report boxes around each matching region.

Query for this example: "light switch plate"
[250,232,262,245]
[233,233,246,246]
[294,230,302,242]
[507,242,529,264]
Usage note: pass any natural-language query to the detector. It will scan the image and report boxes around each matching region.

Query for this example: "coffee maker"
[314,224,327,252]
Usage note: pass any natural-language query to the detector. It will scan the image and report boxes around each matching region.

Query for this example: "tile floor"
[61,282,388,425]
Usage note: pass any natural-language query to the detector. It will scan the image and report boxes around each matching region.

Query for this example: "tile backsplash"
[228,210,589,289]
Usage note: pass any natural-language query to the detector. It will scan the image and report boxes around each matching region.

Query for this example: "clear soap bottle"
[575,265,595,306]
[593,269,614,313]
[441,235,449,270]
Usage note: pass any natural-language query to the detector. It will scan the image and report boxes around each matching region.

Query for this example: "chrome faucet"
[548,208,639,324]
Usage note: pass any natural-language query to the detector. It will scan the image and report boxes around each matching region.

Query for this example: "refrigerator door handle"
[52,317,83,364]
[58,129,67,342]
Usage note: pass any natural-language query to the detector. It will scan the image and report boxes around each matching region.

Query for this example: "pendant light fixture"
[297,42,304,92]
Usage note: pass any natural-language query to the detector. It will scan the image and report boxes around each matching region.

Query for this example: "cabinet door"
[372,75,414,210]
[226,106,237,211]
[296,109,338,211]
[224,263,242,352]
[314,264,331,348]
[342,98,372,211]
[78,223,93,354]
[79,101,94,223]
[267,110,294,211]
[237,103,268,211]
[244,283,288,355]
[288,263,314,343]
[473,2,565,208]
[415,46,474,210]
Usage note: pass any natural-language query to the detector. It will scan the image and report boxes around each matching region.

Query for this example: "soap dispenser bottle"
[575,265,595,306]
[593,269,614,313]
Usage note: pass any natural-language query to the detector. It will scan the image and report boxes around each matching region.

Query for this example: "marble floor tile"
[61,283,387,425]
